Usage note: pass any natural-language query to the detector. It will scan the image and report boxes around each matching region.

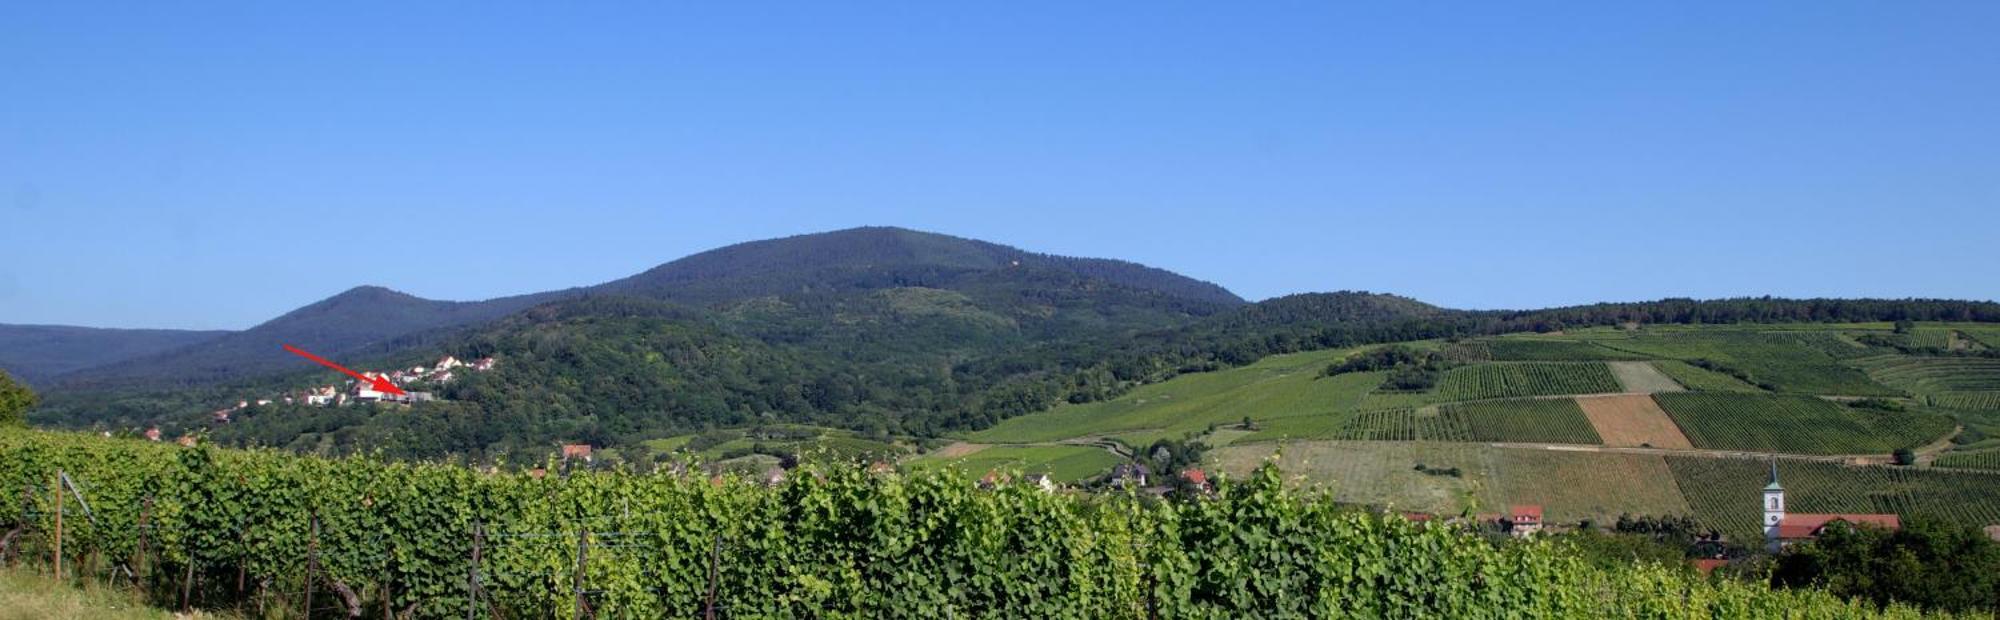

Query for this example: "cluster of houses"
[197,355,497,425]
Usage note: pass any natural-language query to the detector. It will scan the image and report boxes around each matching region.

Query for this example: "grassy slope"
[1207,442,1692,525]
[0,568,232,620]
[971,346,1374,446]
[908,444,1123,482]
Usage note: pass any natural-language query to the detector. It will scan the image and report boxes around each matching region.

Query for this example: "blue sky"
[2,3,1995,330]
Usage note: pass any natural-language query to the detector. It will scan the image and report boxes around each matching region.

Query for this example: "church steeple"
[1763,456,1786,552]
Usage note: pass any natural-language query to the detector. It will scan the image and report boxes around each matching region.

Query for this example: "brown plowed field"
[1578,394,1693,449]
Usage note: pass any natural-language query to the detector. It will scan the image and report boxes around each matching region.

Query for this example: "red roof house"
[1506,505,1544,536]
[1775,514,1900,541]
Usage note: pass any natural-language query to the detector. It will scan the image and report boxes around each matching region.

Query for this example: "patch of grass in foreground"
[0,566,234,620]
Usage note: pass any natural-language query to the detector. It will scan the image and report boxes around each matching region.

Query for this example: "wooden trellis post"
[51,470,62,581]
[574,527,592,619]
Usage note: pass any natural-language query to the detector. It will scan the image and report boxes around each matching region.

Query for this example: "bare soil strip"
[1608,361,1686,393]
[1577,394,1694,449]
[932,442,990,458]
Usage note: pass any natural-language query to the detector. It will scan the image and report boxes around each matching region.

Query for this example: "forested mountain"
[52,285,574,390]
[0,324,229,384]
[593,226,1243,307]
[37,227,1238,393]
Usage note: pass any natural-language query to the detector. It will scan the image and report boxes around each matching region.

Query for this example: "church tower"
[1763,458,1786,552]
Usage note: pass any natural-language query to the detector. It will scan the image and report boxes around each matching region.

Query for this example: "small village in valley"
[138,354,498,443]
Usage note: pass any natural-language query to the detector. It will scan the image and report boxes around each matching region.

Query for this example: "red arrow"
[281,343,406,396]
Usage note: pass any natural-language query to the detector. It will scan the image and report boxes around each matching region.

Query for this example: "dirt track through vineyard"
[1577,394,1693,449]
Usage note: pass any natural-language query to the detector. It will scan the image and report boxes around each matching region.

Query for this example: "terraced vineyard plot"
[1929,391,2000,410]
[1483,339,1650,361]
[1577,395,1692,449]
[1441,399,1601,444]
[1934,449,2000,471]
[1667,457,2000,544]
[972,347,1375,444]
[1654,393,1954,455]
[1495,449,1692,526]
[1329,408,1426,441]
[1439,341,1492,363]
[1435,363,1622,401]
[1650,360,1761,392]
[1852,355,2000,393]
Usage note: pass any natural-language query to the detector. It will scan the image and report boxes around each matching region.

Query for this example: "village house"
[1108,463,1150,488]
[1764,460,1899,553]
[143,426,162,442]
[560,443,594,462]
[1505,505,1544,536]
[1179,468,1211,494]
[304,385,338,406]
[1024,473,1059,493]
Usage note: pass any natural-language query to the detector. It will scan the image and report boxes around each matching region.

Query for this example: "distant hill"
[0,324,229,385]
[593,226,1243,307]
[52,286,574,390]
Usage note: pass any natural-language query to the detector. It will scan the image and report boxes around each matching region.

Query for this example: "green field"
[1441,398,1601,444]
[1655,393,1953,455]
[1650,360,1763,392]
[971,347,1375,445]
[642,425,907,463]
[1208,441,1502,516]
[1667,457,2000,544]
[911,444,1123,483]
[1435,362,1623,401]
[1960,327,2000,350]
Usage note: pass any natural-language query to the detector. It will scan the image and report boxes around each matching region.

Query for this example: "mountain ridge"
[32,227,1243,390]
